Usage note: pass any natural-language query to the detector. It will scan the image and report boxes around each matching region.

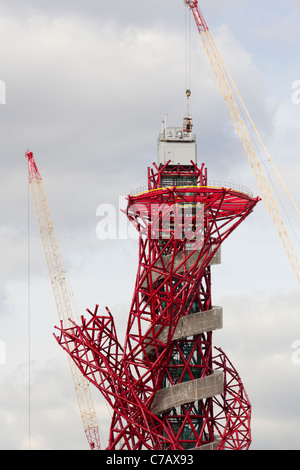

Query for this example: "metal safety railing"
[129,181,253,198]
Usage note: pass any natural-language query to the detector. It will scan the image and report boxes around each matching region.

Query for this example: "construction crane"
[184,0,300,284]
[25,150,101,450]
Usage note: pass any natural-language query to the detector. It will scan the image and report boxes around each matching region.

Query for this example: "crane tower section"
[26,151,101,450]
[184,0,300,284]
[55,107,259,449]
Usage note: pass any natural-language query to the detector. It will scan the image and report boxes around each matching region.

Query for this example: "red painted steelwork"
[25,150,42,182]
[55,161,259,450]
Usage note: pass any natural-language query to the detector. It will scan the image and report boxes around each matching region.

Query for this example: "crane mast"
[26,150,101,450]
[184,0,300,284]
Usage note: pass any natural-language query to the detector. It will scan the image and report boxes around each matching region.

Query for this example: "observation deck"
[130,182,253,199]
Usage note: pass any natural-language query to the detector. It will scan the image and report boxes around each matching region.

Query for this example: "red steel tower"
[55,103,259,450]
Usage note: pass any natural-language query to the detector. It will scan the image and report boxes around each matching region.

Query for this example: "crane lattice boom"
[26,150,101,450]
[185,0,300,284]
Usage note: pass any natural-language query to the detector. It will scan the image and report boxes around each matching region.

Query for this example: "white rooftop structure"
[157,113,197,166]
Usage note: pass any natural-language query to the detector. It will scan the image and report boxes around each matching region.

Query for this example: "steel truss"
[55,161,259,449]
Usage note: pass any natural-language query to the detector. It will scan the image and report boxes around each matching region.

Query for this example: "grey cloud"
[0,0,299,450]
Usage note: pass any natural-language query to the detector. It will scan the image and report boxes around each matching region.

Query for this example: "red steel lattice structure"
[55,115,259,449]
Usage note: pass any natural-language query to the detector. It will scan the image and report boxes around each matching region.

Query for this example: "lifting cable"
[185,6,192,93]
[209,31,300,220]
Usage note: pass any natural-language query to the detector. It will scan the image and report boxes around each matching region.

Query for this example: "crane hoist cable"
[185,5,192,92]
[209,30,300,219]
[184,0,300,284]
[25,150,101,450]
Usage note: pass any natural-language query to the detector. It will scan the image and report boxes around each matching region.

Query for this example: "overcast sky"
[0,0,300,450]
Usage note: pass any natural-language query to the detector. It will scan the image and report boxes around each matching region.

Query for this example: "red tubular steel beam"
[55,159,259,450]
